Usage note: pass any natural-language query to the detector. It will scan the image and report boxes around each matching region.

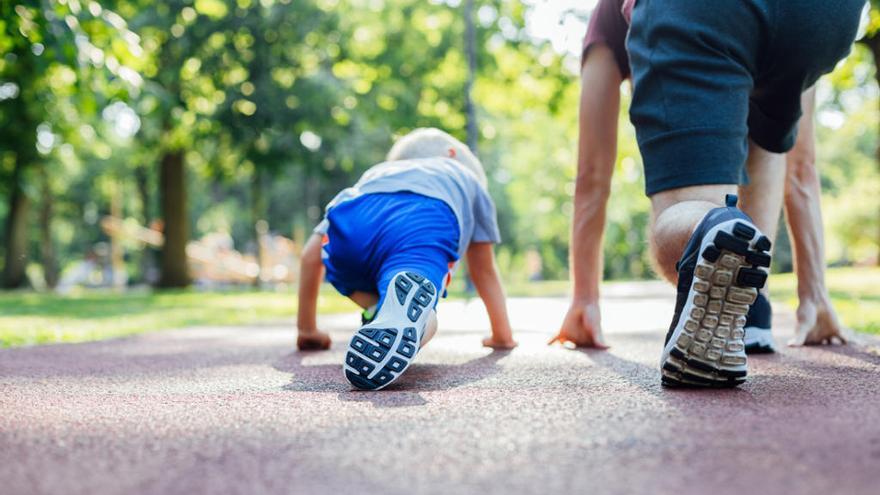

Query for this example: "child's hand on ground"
[550,301,609,349]
[297,329,332,351]
[788,297,858,346]
[482,335,517,350]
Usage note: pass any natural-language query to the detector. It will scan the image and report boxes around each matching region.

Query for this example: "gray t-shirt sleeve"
[471,188,502,243]
[313,218,329,236]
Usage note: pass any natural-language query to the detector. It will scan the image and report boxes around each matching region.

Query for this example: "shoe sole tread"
[663,221,771,388]
[345,272,436,390]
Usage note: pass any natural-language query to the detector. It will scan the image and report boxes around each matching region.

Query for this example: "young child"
[295,128,516,390]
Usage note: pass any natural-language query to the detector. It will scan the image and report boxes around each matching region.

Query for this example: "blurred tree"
[0,0,140,288]
[858,0,880,264]
[205,0,345,284]
[125,0,206,288]
[10,0,873,291]
[464,0,478,154]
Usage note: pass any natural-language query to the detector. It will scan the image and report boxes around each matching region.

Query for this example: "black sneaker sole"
[344,272,437,391]
[744,327,777,354]
[661,221,772,388]
[744,343,776,354]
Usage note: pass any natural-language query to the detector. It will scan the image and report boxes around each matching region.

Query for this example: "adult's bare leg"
[736,141,786,352]
[651,183,770,387]
[650,185,737,283]
[738,142,786,274]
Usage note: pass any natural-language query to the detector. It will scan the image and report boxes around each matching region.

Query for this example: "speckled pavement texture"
[2,281,879,495]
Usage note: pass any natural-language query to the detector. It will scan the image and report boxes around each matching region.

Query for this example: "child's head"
[386,128,488,187]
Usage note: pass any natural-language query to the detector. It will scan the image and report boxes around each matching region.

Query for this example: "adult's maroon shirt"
[581,0,635,78]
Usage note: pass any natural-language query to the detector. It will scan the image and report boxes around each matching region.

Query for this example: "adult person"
[553,0,860,386]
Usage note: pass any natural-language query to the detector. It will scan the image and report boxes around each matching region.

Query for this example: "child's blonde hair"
[386,128,488,187]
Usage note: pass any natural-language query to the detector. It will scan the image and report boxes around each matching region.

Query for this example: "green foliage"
[815,43,880,265]
[769,267,880,334]
[0,0,143,287]
[1,0,879,293]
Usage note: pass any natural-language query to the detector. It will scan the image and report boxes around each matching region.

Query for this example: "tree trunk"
[3,59,36,289]
[251,166,267,287]
[109,181,126,289]
[876,66,880,267]
[38,165,58,289]
[134,164,155,283]
[2,42,36,289]
[870,39,880,266]
[157,150,191,288]
[863,34,880,266]
[2,161,30,289]
[463,0,479,155]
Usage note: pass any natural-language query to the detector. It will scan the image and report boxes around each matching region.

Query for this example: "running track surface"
[2,281,879,495]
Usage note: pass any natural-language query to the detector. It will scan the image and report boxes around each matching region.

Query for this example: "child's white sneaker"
[344,271,438,390]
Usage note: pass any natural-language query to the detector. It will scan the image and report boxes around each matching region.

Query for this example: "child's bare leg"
[349,291,379,310]
[421,310,438,348]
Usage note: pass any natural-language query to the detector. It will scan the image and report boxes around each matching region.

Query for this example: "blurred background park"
[1,0,879,347]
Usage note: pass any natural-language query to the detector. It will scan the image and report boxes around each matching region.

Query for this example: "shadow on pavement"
[583,348,764,404]
[813,342,880,366]
[274,349,511,408]
[0,331,290,379]
[583,344,880,412]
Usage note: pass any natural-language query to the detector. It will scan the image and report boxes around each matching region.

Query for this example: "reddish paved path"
[2,282,879,495]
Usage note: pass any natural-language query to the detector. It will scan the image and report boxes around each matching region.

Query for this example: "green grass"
[768,266,880,335]
[2,267,877,347]
[446,279,573,299]
[0,288,357,347]
[447,267,880,335]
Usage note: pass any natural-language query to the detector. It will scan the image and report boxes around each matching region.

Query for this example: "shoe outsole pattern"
[661,221,772,388]
[344,272,436,391]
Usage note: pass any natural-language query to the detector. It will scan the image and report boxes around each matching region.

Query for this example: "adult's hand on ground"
[788,297,857,346]
[549,301,608,349]
[297,329,332,351]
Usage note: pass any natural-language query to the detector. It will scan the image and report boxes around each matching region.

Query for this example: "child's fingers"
[297,333,331,351]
